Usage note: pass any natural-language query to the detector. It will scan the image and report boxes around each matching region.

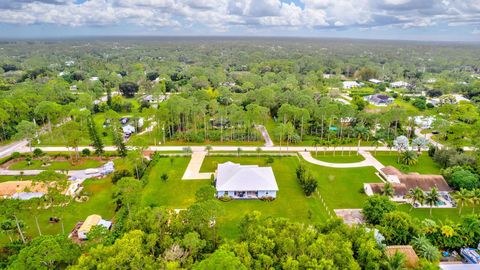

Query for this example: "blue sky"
[0,0,479,41]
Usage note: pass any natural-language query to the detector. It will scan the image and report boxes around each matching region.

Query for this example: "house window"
[223,191,228,196]
[266,192,269,195]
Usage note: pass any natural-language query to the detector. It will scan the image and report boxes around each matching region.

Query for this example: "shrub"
[33,148,44,158]
[260,196,275,202]
[218,195,232,202]
[11,152,21,159]
[111,169,133,184]
[82,148,91,156]
[362,195,396,225]
[296,165,318,196]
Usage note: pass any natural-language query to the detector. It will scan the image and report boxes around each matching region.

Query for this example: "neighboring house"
[90,76,99,81]
[122,124,135,135]
[365,166,453,204]
[215,162,279,199]
[343,81,361,89]
[70,85,77,91]
[65,60,75,66]
[368,79,383,84]
[0,181,48,200]
[77,214,112,240]
[385,246,419,269]
[412,116,435,129]
[220,82,236,87]
[143,95,154,103]
[364,94,394,106]
[426,78,437,83]
[390,81,411,88]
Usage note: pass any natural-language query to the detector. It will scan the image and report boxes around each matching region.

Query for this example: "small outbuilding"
[77,214,112,240]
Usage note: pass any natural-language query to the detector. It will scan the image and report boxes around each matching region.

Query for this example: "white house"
[368,79,383,84]
[215,162,278,199]
[69,85,77,91]
[90,77,99,82]
[77,214,112,240]
[390,81,411,88]
[412,116,435,129]
[343,81,361,89]
[364,94,394,106]
[122,124,135,135]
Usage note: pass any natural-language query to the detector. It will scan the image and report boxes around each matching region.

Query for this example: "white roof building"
[77,214,112,240]
[215,162,278,199]
[343,81,361,89]
[90,77,99,81]
[390,81,411,88]
[368,79,383,84]
[123,124,135,135]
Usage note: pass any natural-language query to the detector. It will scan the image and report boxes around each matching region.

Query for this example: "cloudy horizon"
[0,0,479,41]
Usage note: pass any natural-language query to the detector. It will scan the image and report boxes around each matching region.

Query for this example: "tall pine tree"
[87,116,104,155]
[112,124,127,157]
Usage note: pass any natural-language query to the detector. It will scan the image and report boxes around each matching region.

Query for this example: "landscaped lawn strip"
[372,152,441,174]
[8,159,104,170]
[309,151,366,163]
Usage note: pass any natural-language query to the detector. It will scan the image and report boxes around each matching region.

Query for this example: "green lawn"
[1,177,116,245]
[8,159,104,170]
[0,175,37,182]
[144,155,389,239]
[372,152,441,174]
[309,152,365,163]
[302,161,382,209]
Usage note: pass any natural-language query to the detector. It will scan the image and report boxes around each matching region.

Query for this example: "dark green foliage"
[295,164,318,196]
[81,148,91,156]
[32,148,43,157]
[378,211,419,245]
[111,169,133,184]
[362,195,396,225]
[87,116,104,155]
[8,235,80,270]
[119,81,139,98]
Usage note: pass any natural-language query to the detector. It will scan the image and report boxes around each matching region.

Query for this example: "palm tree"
[405,187,425,210]
[313,137,321,157]
[256,147,262,157]
[384,251,406,270]
[471,189,480,214]
[401,151,418,166]
[453,188,472,215]
[425,187,440,217]
[383,182,394,197]
[205,145,212,156]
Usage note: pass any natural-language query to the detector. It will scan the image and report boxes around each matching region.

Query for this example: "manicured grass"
[309,152,365,163]
[372,152,441,174]
[146,155,387,238]
[142,157,207,208]
[8,159,104,170]
[1,177,116,245]
[399,204,474,223]
[302,161,382,209]
[0,175,37,182]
